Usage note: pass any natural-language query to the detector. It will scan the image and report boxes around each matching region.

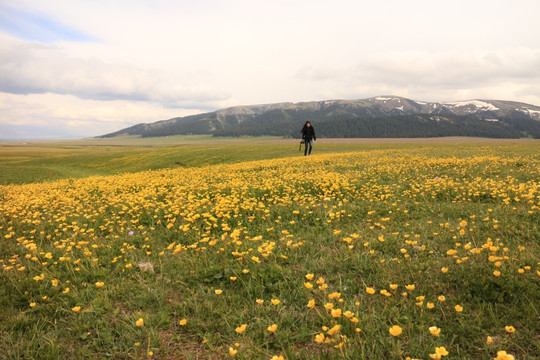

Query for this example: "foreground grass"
[1,142,539,359]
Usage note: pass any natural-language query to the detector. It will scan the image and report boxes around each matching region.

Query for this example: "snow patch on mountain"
[444,100,499,111]
[525,109,540,117]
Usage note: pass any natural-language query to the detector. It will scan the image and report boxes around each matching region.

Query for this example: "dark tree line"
[133,113,539,139]
[214,114,540,139]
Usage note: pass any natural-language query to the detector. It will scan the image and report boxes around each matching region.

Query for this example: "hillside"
[98,96,540,139]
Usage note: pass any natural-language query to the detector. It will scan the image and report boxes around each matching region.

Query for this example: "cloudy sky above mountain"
[1,0,540,139]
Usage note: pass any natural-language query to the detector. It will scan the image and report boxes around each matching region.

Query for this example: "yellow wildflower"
[435,346,449,356]
[235,324,247,334]
[494,350,515,360]
[315,333,325,343]
[429,326,441,337]
[504,325,515,333]
[327,324,341,336]
[366,287,376,294]
[389,325,402,336]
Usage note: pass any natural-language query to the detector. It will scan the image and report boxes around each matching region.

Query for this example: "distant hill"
[97,96,540,139]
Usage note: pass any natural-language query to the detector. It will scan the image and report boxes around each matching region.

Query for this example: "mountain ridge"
[98,95,540,139]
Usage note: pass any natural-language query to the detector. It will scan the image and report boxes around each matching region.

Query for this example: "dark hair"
[301,121,311,132]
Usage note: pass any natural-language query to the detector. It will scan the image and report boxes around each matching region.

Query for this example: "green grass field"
[0,137,539,359]
[1,135,364,185]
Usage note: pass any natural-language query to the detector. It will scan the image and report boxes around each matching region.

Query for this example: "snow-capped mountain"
[98,96,540,139]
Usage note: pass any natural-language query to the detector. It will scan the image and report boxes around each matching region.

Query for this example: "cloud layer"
[1,0,540,139]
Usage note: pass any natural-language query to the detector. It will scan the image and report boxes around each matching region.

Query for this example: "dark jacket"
[302,126,316,141]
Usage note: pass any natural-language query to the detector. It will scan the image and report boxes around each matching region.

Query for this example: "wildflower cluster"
[1,145,539,358]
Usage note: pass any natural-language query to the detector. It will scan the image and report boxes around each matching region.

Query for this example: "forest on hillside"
[211,114,540,139]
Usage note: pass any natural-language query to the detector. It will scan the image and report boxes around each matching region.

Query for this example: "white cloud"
[0,36,230,108]
[294,48,540,104]
[0,92,204,139]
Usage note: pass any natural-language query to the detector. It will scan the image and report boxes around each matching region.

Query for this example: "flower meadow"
[1,144,539,359]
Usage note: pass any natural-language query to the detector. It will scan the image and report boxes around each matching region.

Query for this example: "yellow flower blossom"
[389,325,402,336]
[328,292,341,299]
[504,325,515,333]
[235,324,247,334]
[267,324,278,332]
[135,318,144,327]
[494,351,515,360]
[429,326,441,337]
[435,346,448,356]
[327,325,341,336]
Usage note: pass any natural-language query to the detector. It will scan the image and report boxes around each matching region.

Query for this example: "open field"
[1,138,539,359]
[1,136,536,185]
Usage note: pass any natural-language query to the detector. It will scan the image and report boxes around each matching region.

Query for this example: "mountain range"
[98,96,540,139]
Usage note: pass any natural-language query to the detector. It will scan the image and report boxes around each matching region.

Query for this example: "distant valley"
[98,96,540,139]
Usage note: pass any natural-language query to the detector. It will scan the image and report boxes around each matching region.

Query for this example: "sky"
[1,0,540,140]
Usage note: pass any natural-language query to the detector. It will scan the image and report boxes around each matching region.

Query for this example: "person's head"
[304,121,311,128]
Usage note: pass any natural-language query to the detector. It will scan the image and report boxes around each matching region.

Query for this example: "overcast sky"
[1,0,540,139]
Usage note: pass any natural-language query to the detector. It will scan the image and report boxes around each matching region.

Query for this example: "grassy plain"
[0,137,539,359]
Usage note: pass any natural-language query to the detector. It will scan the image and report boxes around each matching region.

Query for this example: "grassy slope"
[1,135,534,185]
[0,138,538,359]
[0,136,406,185]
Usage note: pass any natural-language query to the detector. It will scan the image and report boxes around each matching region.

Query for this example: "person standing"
[301,121,316,156]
